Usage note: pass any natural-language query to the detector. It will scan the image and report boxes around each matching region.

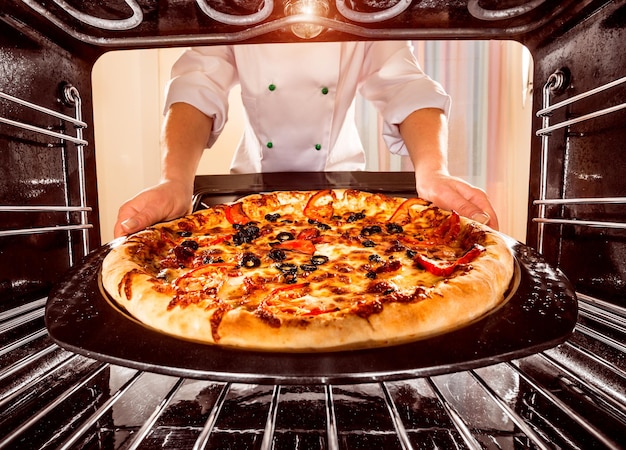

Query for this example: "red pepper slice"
[262,282,311,305]
[414,244,485,277]
[224,202,250,225]
[434,211,461,241]
[302,306,338,317]
[388,197,430,225]
[271,282,310,294]
[204,234,231,245]
[303,189,335,222]
[296,227,321,242]
[275,239,317,255]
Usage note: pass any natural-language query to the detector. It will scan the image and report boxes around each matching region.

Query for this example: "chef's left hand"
[415,171,499,230]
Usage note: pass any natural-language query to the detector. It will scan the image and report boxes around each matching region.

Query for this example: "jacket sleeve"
[358,41,451,156]
[163,46,238,147]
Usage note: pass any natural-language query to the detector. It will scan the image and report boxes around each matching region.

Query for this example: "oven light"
[284,0,330,39]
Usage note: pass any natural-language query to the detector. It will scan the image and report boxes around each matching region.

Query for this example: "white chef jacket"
[164,41,450,173]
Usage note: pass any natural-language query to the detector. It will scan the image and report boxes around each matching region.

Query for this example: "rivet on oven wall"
[59,82,79,107]
[547,67,571,96]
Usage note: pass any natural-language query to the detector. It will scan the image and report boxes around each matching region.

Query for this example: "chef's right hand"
[113,180,193,238]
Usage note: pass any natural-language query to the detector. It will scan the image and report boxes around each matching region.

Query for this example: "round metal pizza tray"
[45,236,578,385]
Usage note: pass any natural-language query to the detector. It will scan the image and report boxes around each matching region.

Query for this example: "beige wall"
[92,48,241,243]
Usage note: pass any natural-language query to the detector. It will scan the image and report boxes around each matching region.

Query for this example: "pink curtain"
[366,40,532,239]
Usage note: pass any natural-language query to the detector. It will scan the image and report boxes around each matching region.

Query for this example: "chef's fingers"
[416,175,499,230]
[445,182,500,230]
[113,207,149,238]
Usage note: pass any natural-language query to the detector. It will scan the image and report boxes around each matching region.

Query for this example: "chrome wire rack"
[0,87,92,265]
[0,294,625,449]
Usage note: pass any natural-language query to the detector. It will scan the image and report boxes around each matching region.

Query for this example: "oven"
[1,1,625,448]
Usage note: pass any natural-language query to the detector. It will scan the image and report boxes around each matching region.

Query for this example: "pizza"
[101,189,514,352]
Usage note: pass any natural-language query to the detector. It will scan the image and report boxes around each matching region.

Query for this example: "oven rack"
[0,295,624,449]
[534,73,626,253]
[0,87,92,261]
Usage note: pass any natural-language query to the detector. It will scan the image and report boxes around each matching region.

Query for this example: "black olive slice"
[310,255,329,265]
[265,213,281,222]
[268,248,286,262]
[276,232,295,241]
[369,254,383,263]
[241,253,261,268]
[346,212,366,222]
[386,223,403,234]
[361,225,382,236]
[276,263,298,274]
[180,240,199,250]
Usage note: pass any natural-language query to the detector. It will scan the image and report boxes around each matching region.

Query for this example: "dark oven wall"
[525,0,626,306]
[2,0,622,309]
[0,11,100,306]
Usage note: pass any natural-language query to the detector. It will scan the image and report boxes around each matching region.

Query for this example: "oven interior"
[1,1,625,448]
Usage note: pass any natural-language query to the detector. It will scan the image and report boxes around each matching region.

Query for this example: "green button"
[321,87,329,95]
[315,144,322,151]
[266,141,273,148]
[268,84,276,91]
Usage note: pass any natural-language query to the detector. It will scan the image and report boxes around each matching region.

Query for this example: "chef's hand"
[113,180,193,238]
[416,171,499,230]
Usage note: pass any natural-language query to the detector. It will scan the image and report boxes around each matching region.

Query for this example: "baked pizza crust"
[102,189,514,352]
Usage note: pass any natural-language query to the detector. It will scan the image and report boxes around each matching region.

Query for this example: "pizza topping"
[224,202,250,225]
[310,255,329,265]
[297,227,321,241]
[265,213,280,222]
[346,211,366,222]
[388,197,429,225]
[276,262,298,274]
[232,223,260,245]
[308,219,331,231]
[200,253,224,264]
[268,248,287,262]
[372,259,402,274]
[360,225,382,236]
[386,223,403,234]
[173,245,196,266]
[276,231,295,242]
[256,283,313,325]
[241,252,262,268]
[274,239,316,255]
[386,240,407,254]
[433,210,461,242]
[180,239,199,250]
[303,189,336,222]
[414,244,485,277]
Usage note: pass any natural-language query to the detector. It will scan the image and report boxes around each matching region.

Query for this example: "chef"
[114,41,498,237]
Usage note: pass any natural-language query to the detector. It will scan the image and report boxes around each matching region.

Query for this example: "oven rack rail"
[0,88,91,261]
[534,73,626,253]
[19,0,572,48]
[0,296,624,449]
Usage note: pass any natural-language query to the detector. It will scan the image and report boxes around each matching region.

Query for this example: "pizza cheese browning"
[102,189,514,351]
